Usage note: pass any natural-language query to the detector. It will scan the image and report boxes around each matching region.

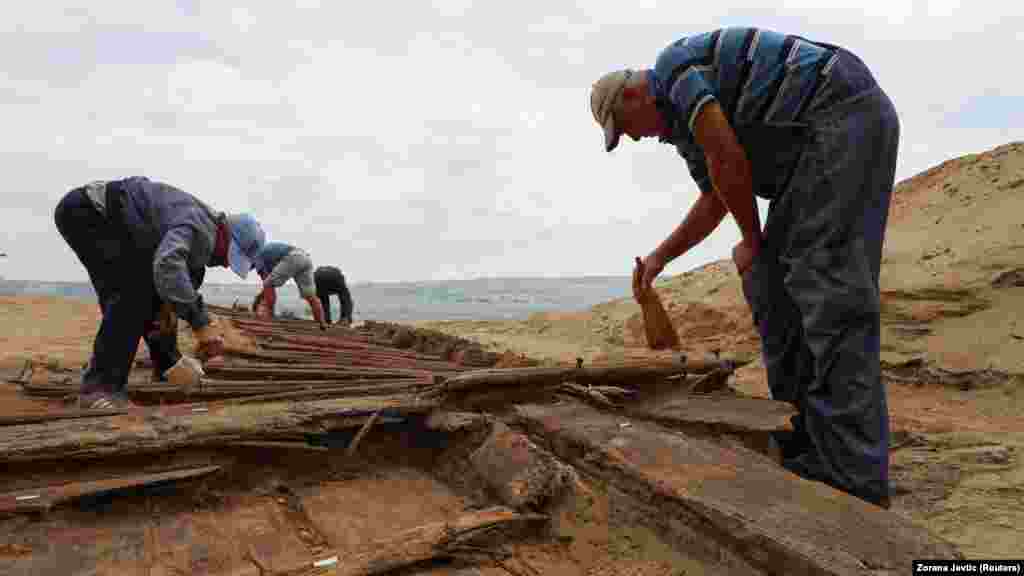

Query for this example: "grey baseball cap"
[590,69,635,152]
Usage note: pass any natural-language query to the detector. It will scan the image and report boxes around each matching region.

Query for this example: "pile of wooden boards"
[2,307,735,464]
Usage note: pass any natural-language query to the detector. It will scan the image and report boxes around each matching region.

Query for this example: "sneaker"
[78,390,122,411]
[78,390,138,410]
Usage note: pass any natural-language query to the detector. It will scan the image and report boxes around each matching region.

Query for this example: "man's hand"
[732,239,759,276]
[633,252,667,303]
[193,325,225,362]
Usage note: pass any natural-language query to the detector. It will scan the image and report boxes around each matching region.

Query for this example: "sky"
[1,1,1021,286]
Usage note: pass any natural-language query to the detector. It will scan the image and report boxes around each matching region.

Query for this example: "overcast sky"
[2,1,1021,286]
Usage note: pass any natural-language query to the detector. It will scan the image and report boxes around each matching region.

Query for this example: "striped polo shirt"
[649,27,839,194]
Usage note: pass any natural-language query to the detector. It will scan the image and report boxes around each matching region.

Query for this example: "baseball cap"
[225,213,265,279]
[590,69,635,152]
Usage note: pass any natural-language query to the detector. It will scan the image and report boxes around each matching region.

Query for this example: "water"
[0,276,633,323]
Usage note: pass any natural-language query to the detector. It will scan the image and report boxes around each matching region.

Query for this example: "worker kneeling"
[54,176,267,409]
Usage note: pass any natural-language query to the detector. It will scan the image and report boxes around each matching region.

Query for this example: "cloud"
[1,1,1021,286]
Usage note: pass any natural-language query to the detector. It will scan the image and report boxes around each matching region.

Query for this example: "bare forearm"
[654,192,728,262]
[692,103,762,249]
[710,158,762,249]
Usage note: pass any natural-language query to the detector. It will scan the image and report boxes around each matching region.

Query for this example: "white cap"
[590,69,635,152]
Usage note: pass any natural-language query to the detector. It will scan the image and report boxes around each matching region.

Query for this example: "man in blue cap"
[590,28,899,508]
[54,176,267,409]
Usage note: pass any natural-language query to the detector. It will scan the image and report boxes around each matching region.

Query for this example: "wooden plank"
[251,507,547,576]
[212,383,431,405]
[222,347,470,372]
[205,365,435,381]
[0,408,126,427]
[435,357,733,396]
[512,402,963,576]
[0,395,438,463]
[21,378,429,397]
[0,465,221,514]
[625,394,797,436]
[228,441,329,452]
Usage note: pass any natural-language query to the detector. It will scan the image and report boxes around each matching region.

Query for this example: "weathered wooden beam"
[223,346,468,372]
[264,507,548,576]
[512,402,963,575]
[227,441,329,452]
[625,394,797,437]
[0,465,221,515]
[0,395,438,464]
[213,383,434,405]
[196,346,468,372]
[21,377,433,401]
[434,358,733,396]
[0,409,126,427]
[206,364,434,381]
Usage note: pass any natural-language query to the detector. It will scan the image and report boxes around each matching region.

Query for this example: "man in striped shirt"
[590,27,899,509]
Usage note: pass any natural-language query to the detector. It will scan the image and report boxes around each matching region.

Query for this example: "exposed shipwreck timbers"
[0,395,437,463]
[247,507,549,576]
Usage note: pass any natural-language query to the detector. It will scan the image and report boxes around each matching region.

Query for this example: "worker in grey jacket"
[54,176,267,409]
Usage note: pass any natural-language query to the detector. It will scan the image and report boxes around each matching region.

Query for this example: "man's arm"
[651,191,728,264]
[153,226,210,329]
[152,225,223,359]
[691,101,761,252]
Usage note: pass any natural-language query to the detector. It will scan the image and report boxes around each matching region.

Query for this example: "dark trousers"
[314,268,353,324]
[318,292,335,324]
[741,52,899,508]
[54,188,182,394]
[317,291,352,324]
